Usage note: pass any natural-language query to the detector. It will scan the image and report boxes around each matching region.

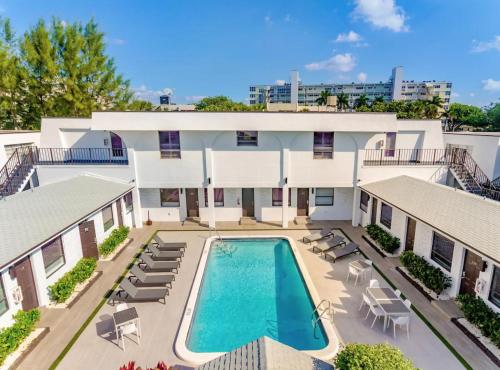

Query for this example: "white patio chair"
[365,300,385,328]
[115,303,141,351]
[366,279,379,292]
[389,299,411,339]
[363,259,373,279]
[395,289,401,298]
[358,292,373,313]
[346,265,363,286]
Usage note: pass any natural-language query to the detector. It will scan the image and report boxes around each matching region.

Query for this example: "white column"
[282,185,289,228]
[281,147,290,228]
[205,147,216,228]
[130,149,143,227]
[352,187,361,227]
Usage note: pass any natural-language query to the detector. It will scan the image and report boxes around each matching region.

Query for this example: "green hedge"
[400,251,452,295]
[98,226,130,257]
[457,293,500,348]
[0,309,40,366]
[334,343,417,370]
[48,258,97,303]
[366,224,400,253]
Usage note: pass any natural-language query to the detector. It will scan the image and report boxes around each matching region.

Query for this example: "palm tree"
[315,90,332,106]
[354,94,369,109]
[336,93,349,111]
[430,95,443,109]
[373,96,385,104]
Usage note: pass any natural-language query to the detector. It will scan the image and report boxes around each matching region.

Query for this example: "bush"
[400,251,452,295]
[334,343,417,370]
[0,309,40,365]
[365,224,400,253]
[457,294,500,348]
[98,226,130,257]
[48,258,97,303]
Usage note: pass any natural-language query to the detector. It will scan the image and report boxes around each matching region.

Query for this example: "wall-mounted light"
[482,260,488,272]
[180,188,183,194]
[284,177,288,184]
[208,177,211,185]
[104,138,109,146]
[311,188,314,194]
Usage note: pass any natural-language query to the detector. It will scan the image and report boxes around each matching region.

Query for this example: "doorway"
[110,132,124,157]
[242,188,254,217]
[371,198,378,225]
[460,250,483,295]
[186,188,199,218]
[297,188,309,216]
[79,220,98,259]
[405,217,416,251]
[13,257,39,310]
[116,199,123,226]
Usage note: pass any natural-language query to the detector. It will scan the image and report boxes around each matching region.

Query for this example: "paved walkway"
[18,221,496,370]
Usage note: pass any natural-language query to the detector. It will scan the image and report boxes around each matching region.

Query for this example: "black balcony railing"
[34,147,128,165]
[363,148,453,166]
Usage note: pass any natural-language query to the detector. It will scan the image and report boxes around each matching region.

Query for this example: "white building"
[249,67,452,110]
[0,111,498,328]
[0,175,135,327]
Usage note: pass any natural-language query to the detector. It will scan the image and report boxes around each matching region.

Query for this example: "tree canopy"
[195,96,265,111]
[0,16,135,130]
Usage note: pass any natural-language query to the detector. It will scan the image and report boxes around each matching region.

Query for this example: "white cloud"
[264,16,273,25]
[469,93,475,97]
[471,36,500,53]
[305,53,356,72]
[275,79,286,85]
[133,85,174,102]
[335,31,362,43]
[451,92,460,98]
[284,14,292,22]
[353,0,408,32]
[185,95,206,102]
[110,38,126,46]
[482,79,500,91]
[357,72,367,82]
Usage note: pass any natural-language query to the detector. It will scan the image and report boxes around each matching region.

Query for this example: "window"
[315,188,334,206]
[380,203,392,229]
[489,266,500,308]
[360,191,369,213]
[0,280,8,316]
[385,132,396,157]
[237,131,258,146]
[431,232,455,271]
[160,188,180,207]
[159,131,181,158]
[272,188,283,206]
[313,132,334,159]
[102,205,114,231]
[42,237,65,277]
[204,188,224,207]
[124,192,133,213]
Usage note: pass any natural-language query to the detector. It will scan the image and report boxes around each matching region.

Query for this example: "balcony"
[363,148,453,166]
[35,147,129,165]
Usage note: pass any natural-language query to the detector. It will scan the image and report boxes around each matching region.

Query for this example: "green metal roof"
[0,175,133,268]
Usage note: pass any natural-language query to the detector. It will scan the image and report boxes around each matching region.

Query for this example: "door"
[79,220,98,259]
[405,217,416,251]
[297,188,309,216]
[371,198,378,225]
[460,250,483,295]
[116,199,123,227]
[110,132,124,157]
[186,188,199,218]
[13,257,39,310]
[242,188,255,217]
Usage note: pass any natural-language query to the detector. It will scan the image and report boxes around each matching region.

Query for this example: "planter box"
[0,327,49,370]
[99,238,133,262]
[452,317,500,367]
[49,270,102,309]
[397,266,450,301]
[362,235,399,258]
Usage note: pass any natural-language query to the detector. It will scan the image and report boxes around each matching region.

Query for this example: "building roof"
[360,176,500,263]
[443,132,500,138]
[0,175,133,269]
[196,337,333,370]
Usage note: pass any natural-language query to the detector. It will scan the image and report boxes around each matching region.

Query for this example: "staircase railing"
[0,146,36,197]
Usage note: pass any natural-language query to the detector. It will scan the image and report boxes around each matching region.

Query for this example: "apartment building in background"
[249,67,452,110]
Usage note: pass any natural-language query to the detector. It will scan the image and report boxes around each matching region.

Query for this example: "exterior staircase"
[0,146,36,198]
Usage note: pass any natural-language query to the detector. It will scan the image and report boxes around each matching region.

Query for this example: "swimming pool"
[176,235,338,364]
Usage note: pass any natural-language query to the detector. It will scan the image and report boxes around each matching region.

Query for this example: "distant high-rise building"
[248,66,452,110]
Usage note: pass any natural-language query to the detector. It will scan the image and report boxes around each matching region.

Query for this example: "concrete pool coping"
[175,235,340,365]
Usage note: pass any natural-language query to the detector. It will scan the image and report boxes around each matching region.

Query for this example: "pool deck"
[18,221,496,370]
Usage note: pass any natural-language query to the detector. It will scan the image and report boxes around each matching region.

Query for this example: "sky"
[1,0,499,106]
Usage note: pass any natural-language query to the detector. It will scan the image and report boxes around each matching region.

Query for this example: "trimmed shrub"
[400,251,452,295]
[98,226,130,257]
[457,293,500,348]
[0,309,40,365]
[48,258,97,303]
[365,224,400,253]
[334,343,417,370]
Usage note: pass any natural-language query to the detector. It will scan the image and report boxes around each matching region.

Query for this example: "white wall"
[309,187,353,220]
[0,132,41,166]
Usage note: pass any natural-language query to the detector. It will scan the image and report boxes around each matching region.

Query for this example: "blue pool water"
[187,238,328,353]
